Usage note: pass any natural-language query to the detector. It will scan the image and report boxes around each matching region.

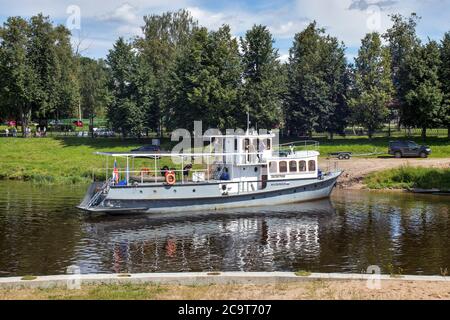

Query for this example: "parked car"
[131,145,161,159]
[93,128,115,137]
[388,141,431,158]
[73,120,83,127]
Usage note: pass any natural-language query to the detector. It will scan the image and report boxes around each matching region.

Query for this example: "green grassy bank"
[0,136,449,185]
[365,166,450,190]
[0,137,175,184]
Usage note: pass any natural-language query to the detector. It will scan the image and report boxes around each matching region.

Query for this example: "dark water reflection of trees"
[0,182,449,276]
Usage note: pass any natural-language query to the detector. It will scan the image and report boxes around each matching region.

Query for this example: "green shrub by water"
[365,166,450,190]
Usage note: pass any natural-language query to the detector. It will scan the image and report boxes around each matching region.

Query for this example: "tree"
[167,25,242,131]
[286,22,349,138]
[402,40,443,139]
[27,14,59,119]
[53,24,80,119]
[383,13,421,126]
[0,16,38,136]
[135,9,197,135]
[349,32,394,139]
[78,57,110,136]
[106,38,144,137]
[240,25,284,130]
[439,32,450,139]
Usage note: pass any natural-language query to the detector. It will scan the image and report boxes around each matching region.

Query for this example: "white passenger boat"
[77,130,342,214]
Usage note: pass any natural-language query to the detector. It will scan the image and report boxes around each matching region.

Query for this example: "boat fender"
[165,171,176,185]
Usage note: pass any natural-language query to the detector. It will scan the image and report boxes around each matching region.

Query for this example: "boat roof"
[96,150,320,158]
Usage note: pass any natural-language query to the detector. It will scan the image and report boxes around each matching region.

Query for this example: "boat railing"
[276,140,319,155]
[115,168,212,185]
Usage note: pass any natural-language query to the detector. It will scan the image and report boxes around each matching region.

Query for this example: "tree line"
[1,10,449,139]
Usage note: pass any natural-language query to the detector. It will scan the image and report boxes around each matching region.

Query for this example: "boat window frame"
[308,160,316,172]
[289,160,298,173]
[279,161,288,173]
[299,160,306,172]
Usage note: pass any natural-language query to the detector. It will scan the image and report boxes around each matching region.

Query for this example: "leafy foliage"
[349,33,394,138]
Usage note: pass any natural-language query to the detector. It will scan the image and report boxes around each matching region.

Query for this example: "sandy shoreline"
[1,280,450,300]
[319,158,450,189]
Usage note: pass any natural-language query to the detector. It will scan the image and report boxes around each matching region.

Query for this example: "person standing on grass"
[12,127,17,137]
[4,128,9,137]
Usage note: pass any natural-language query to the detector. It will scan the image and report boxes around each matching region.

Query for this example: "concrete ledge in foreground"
[0,272,449,289]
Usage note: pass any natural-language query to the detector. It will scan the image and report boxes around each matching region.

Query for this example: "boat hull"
[78,172,342,215]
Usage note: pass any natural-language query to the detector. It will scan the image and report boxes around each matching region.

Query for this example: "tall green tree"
[0,16,38,136]
[349,32,394,138]
[106,37,144,137]
[78,57,110,136]
[286,22,349,138]
[383,13,421,125]
[135,9,197,134]
[240,25,284,130]
[53,25,80,119]
[167,26,241,131]
[27,14,59,118]
[402,40,443,139]
[439,32,450,139]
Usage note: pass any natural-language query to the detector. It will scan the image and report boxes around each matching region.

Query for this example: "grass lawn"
[364,166,450,190]
[0,137,177,184]
[0,136,449,184]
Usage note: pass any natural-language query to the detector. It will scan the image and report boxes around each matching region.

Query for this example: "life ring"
[140,167,150,176]
[165,171,176,185]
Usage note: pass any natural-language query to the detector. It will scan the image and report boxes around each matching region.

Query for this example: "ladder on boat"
[86,178,111,209]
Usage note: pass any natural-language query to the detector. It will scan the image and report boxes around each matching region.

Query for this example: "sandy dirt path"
[319,158,450,189]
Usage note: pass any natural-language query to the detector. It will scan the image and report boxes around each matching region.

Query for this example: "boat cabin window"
[243,138,250,151]
[299,160,306,172]
[289,160,297,172]
[308,160,316,172]
[279,161,287,173]
[269,161,277,173]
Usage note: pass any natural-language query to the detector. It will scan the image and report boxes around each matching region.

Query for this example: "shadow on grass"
[55,137,176,150]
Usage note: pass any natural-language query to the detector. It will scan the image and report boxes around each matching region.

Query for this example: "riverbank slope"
[325,158,450,189]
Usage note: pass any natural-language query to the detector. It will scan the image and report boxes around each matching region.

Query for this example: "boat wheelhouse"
[78,130,342,214]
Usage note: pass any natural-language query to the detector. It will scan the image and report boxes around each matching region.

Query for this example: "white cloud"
[278,53,290,63]
[99,3,139,24]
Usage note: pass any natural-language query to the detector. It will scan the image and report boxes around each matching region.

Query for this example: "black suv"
[388,141,431,158]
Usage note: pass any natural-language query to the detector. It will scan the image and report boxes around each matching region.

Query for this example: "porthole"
[153,190,157,193]
[254,167,258,172]
[193,189,196,192]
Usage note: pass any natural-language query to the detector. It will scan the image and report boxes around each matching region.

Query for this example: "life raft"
[165,170,176,185]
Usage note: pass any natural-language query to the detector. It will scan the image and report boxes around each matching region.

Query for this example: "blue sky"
[0,0,449,63]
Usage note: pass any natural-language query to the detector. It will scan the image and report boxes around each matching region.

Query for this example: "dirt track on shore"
[319,158,450,189]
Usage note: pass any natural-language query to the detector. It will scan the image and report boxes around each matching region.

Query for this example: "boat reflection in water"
[82,199,335,273]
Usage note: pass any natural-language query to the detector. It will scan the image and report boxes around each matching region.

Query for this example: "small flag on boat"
[113,159,119,183]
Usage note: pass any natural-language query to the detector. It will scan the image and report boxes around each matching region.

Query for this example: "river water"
[0,181,449,277]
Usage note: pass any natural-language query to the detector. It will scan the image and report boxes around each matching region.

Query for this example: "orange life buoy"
[165,171,176,185]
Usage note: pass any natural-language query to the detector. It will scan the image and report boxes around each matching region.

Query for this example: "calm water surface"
[0,181,449,276]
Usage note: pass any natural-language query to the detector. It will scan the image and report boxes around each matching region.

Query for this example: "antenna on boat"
[246,111,250,134]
